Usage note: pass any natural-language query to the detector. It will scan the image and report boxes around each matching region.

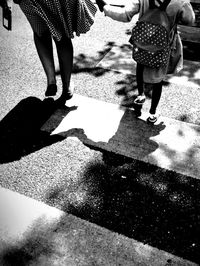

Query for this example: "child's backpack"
[130,0,173,68]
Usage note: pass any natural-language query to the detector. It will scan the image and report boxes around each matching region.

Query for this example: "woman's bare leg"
[34,31,57,96]
[55,36,74,102]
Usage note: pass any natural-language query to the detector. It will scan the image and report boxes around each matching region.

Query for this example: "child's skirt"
[19,0,97,41]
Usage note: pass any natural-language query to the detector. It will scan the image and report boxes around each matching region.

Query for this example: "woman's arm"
[103,0,140,22]
[179,2,195,26]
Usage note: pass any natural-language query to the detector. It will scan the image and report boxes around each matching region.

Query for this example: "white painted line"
[0,187,63,245]
[0,186,198,265]
[52,94,124,142]
[46,94,200,179]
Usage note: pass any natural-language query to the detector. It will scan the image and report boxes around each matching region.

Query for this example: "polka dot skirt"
[20,0,97,41]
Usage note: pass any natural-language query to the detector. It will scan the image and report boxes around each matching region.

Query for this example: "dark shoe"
[58,82,74,105]
[64,90,73,101]
[64,82,74,100]
[96,0,106,12]
[45,84,57,97]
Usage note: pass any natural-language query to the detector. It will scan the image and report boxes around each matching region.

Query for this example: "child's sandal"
[147,113,158,124]
[133,95,146,105]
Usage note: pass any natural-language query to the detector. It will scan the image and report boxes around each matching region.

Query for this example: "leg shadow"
[0,97,65,163]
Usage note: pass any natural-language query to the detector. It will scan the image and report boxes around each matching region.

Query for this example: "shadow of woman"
[79,108,166,165]
[46,105,166,168]
[106,108,166,157]
[0,97,65,163]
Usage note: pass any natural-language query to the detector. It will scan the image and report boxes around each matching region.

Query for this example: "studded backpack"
[130,0,173,68]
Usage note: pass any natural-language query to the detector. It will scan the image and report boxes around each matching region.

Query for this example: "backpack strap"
[149,0,155,9]
[160,0,171,11]
[149,0,171,10]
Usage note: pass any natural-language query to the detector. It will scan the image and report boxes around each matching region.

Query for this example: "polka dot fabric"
[19,0,97,41]
[132,43,170,68]
[131,18,171,68]
[133,21,168,48]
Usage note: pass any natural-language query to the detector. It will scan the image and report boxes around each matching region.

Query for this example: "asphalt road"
[0,4,200,265]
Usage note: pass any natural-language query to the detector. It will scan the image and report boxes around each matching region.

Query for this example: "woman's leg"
[54,36,74,101]
[34,32,57,95]
[149,81,163,115]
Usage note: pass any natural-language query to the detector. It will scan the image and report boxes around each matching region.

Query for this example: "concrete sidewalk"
[0,186,197,266]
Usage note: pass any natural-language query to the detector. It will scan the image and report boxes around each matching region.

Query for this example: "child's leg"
[147,81,163,123]
[149,81,163,114]
[136,63,145,96]
[134,63,146,105]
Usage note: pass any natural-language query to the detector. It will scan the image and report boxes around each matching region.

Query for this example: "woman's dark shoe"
[64,89,74,100]
[45,84,57,97]
[57,82,74,106]
[64,81,74,100]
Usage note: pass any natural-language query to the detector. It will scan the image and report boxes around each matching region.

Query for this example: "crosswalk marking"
[42,94,200,179]
[0,186,197,266]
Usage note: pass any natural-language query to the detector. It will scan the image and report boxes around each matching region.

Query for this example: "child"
[96,0,195,123]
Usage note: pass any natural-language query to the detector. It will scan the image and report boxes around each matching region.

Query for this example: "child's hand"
[96,0,106,12]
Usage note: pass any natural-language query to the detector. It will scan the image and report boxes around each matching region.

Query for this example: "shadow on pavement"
[0,216,56,266]
[42,106,200,264]
[42,106,165,160]
[71,41,115,77]
[45,155,200,265]
[0,214,90,266]
[0,97,64,163]
[72,40,200,77]
[2,210,162,266]
[183,41,200,62]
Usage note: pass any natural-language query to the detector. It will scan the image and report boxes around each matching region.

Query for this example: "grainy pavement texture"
[0,2,200,266]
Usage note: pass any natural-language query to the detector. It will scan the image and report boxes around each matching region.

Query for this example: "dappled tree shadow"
[115,74,137,96]
[183,41,200,62]
[0,216,58,266]
[72,41,134,77]
[72,41,114,77]
[175,113,200,126]
[1,213,120,266]
[71,39,200,94]
[45,156,200,264]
